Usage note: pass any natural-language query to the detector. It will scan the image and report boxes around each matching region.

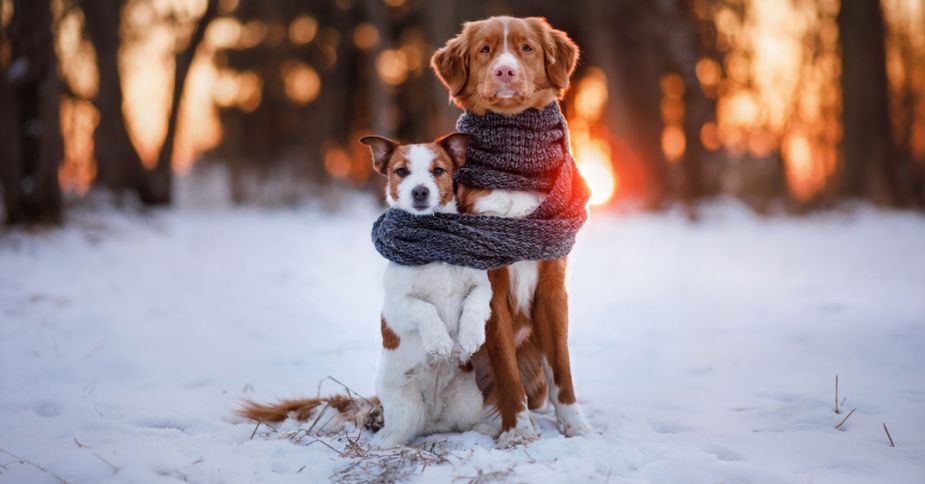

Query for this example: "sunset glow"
[574,136,617,206]
[570,68,617,206]
[43,0,925,203]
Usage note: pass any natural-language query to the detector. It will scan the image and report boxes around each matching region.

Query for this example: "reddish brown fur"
[431,17,581,433]
[386,145,409,202]
[430,150,455,205]
[360,133,470,207]
[237,398,323,422]
[381,316,401,350]
[238,396,383,432]
[431,16,579,115]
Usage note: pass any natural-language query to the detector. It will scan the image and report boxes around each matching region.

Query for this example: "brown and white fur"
[431,16,590,447]
[360,133,492,447]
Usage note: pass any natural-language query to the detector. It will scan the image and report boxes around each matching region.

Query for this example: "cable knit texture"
[371,103,590,270]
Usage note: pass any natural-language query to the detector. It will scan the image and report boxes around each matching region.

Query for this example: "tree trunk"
[659,0,711,218]
[837,0,895,204]
[1,0,63,225]
[577,1,667,209]
[80,0,146,199]
[149,0,218,205]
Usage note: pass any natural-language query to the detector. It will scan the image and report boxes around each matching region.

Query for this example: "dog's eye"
[432,167,446,176]
[521,44,533,53]
[395,167,409,177]
[480,45,490,55]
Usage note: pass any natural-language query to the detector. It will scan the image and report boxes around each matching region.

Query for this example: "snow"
[1,196,924,483]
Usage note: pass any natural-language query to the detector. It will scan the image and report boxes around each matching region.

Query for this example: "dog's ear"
[359,135,399,175]
[436,132,471,169]
[528,17,580,93]
[431,24,472,100]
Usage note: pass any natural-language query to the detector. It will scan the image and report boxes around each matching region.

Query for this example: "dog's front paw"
[496,412,538,448]
[422,330,454,362]
[555,403,591,437]
[455,321,486,363]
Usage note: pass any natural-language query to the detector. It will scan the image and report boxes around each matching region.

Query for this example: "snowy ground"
[1,195,924,483]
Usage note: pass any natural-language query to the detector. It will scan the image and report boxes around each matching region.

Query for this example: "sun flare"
[569,68,617,206]
[574,137,617,206]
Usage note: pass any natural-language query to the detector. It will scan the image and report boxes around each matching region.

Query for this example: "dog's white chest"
[473,190,545,315]
[388,263,474,331]
[473,189,545,218]
[508,260,539,316]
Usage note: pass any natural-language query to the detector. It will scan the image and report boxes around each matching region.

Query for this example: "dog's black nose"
[412,186,429,202]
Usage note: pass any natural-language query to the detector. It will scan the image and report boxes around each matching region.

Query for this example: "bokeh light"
[282,61,321,105]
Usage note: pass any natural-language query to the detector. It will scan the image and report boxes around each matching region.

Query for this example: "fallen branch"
[883,422,895,447]
[835,408,856,429]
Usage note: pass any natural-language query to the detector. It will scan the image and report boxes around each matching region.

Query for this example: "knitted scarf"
[371,103,590,270]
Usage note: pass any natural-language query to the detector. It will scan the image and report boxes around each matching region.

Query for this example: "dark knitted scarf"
[371,103,590,270]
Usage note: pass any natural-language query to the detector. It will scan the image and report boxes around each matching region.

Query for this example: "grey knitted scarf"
[371,103,590,270]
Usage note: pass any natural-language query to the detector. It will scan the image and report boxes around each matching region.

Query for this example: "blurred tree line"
[1,0,923,225]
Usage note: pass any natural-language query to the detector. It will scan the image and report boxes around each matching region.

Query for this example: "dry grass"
[834,375,840,414]
[334,439,452,483]
[251,420,457,483]
[0,448,69,484]
[835,408,856,430]
[246,376,465,482]
[244,375,536,482]
[453,467,517,483]
[883,422,896,447]
[73,437,119,474]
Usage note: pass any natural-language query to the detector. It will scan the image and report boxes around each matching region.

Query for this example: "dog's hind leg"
[430,370,484,434]
[373,383,427,448]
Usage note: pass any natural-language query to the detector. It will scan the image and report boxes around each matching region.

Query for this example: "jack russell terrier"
[361,132,491,447]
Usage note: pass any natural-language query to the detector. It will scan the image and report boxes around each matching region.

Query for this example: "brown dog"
[431,16,589,447]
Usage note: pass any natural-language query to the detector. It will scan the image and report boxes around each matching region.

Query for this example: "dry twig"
[454,466,516,484]
[883,422,895,447]
[834,375,840,414]
[73,437,119,474]
[0,448,69,484]
[835,408,856,429]
[316,376,373,405]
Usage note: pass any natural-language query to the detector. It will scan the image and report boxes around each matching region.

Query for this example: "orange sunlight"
[574,133,617,205]
[570,68,616,206]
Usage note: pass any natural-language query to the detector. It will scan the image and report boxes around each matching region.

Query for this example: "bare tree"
[658,0,714,217]
[81,0,218,205]
[838,0,895,205]
[80,0,146,200]
[152,0,218,203]
[0,0,64,224]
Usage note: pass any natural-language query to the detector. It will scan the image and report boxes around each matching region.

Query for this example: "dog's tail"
[238,395,383,432]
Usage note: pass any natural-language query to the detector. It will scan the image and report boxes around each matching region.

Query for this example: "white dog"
[361,132,491,447]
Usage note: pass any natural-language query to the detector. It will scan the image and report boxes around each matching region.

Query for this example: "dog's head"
[360,133,470,215]
[430,16,579,115]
